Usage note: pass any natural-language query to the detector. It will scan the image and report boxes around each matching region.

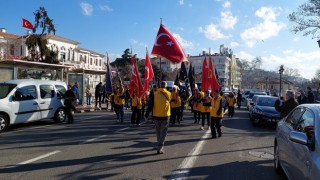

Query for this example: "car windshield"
[257,97,277,107]
[249,93,266,99]
[0,84,17,99]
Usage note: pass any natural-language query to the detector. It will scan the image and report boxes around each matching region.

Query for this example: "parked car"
[249,95,280,126]
[274,104,320,179]
[246,92,267,110]
[0,79,67,133]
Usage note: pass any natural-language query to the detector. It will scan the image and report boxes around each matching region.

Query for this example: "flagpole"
[159,18,162,85]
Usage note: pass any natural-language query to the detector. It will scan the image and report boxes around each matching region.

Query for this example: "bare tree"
[288,0,320,39]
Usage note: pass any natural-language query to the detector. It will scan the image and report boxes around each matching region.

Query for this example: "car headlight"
[253,109,264,115]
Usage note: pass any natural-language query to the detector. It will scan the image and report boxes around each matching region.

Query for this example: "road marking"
[2,150,61,169]
[169,130,211,180]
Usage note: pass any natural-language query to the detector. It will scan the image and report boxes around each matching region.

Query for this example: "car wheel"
[0,114,9,133]
[274,143,283,173]
[54,108,66,123]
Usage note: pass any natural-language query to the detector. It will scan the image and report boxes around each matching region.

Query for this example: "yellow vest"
[153,88,171,117]
[170,92,181,108]
[200,96,212,113]
[131,95,142,109]
[227,96,237,107]
[114,92,125,105]
[193,92,203,111]
[210,95,224,117]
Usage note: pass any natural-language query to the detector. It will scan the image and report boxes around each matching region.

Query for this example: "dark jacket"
[297,95,307,105]
[307,91,315,103]
[95,83,103,96]
[274,97,299,118]
[64,90,77,108]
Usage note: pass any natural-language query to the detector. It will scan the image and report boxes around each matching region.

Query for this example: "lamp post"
[279,65,284,96]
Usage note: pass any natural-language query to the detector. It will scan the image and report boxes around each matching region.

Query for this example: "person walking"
[274,90,299,118]
[145,81,171,154]
[200,90,211,130]
[226,92,237,117]
[189,89,202,124]
[102,83,107,104]
[114,86,125,123]
[236,89,242,109]
[170,86,181,125]
[85,84,91,105]
[64,84,77,124]
[297,90,307,105]
[210,89,224,138]
[306,86,315,103]
[141,93,147,119]
[95,82,103,109]
[72,82,79,104]
[130,90,142,126]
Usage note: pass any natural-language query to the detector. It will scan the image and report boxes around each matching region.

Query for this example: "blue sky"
[1,0,319,79]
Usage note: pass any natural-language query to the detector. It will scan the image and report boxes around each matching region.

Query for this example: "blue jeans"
[115,104,124,122]
[86,97,91,105]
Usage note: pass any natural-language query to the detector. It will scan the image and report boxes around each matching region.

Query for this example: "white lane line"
[2,150,61,169]
[169,130,211,180]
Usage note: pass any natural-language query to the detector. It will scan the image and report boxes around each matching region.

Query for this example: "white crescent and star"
[154,33,173,47]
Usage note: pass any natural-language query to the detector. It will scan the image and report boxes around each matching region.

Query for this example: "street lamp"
[279,65,284,96]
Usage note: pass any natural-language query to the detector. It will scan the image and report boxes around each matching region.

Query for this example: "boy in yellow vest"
[210,89,224,138]
[170,86,181,125]
[130,90,142,126]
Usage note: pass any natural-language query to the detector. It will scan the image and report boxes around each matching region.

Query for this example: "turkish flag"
[144,51,154,92]
[22,18,34,30]
[151,24,187,63]
[129,55,144,98]
[201,56,209,91]
[209,55,220,91]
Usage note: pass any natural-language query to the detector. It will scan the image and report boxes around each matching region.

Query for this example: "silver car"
[274,104,320,179]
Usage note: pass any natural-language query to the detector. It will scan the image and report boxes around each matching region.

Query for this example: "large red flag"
[22,18,34,30]
[144,51,154,92]
[129,55,144,98]
[201,56,209,91]
[209,55,220,91]
[151,24,188,63]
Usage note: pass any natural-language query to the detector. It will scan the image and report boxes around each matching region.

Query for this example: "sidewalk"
[74,103,111,113]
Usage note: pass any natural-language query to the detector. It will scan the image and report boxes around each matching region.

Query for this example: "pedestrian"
[180,87,189,121]
[170,86,181,125]
[141,92,147,119]
[190,89,202,124]
[236,89,242,109]
[102,83,107,103]
[85,84,92,105]
[145,81,171,154]
[130,90,142,126]
[114,86,125,123]
[125,87,131,110]
[72,82,79,104]
[110,91,115,112]
[95,82,103,109]
[306,86,315,103]
[274,90,299,118]
[227,92,237,117]
[297,90,307,105]
[200,90,211,130]
[64,84,77,124]
[210,89,224,138]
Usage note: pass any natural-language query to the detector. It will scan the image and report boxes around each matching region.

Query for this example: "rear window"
[0,84,17,99]
[257,97,277,107]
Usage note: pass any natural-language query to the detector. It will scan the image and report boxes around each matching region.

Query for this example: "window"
[285,108,304,127]
[60,52,66,62]
[15,85,37,101]
[296,109,314,132]
[55,85,66,98]
[40,85,55,99]
[90,58,92,65]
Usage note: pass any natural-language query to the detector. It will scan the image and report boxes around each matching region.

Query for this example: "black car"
[249,95,281,126]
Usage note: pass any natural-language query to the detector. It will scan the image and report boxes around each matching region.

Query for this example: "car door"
[38,84,55,119]
[288,109,315,179]
[277,108,304,174]
[10,85,40,123]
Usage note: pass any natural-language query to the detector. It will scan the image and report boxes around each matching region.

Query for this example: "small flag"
[144,50,154,92]
[22,18,34,30]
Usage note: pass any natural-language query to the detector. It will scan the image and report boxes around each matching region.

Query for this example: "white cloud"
[223,1,231,9]
[100,4,113,12]
[199,24,231,40]
[80,2,93,16]
[283,49,293,54]
[237,51,255,61]
[240,7,285,47]
[220,11,237,29]
[230,42,239,47]
[131,39,148,48]
[179,0,184,5]
[293,37,299,42]
[173,33,194,49]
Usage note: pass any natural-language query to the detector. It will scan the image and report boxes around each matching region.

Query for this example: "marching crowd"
[65,81,316,154]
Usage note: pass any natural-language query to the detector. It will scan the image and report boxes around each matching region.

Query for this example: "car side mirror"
[289,131,307,145]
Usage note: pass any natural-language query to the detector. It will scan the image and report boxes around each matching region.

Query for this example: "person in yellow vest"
[130,90,142,126]
[227,92,237,118]
[170,86,181,125]
[189,89,202,124]
[145,81,171,154]
[210,89,224,138]
[200,90,212,130]
[114,86,125,123]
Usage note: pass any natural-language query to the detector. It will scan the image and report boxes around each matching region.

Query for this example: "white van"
[0,79,67,133]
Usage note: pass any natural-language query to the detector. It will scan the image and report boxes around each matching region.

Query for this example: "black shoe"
[157,149,165,154]
[218,134,222,137]
[211,136,216,139]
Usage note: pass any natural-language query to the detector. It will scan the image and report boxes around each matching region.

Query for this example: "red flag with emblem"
[144,50,154,92]
[201,55,209,91]
[209,54,220,91]
[129,55,144,98]
[22,18,34,30]
[151,24,188,63]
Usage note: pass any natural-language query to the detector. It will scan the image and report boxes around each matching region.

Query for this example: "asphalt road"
[0,106,288,180]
